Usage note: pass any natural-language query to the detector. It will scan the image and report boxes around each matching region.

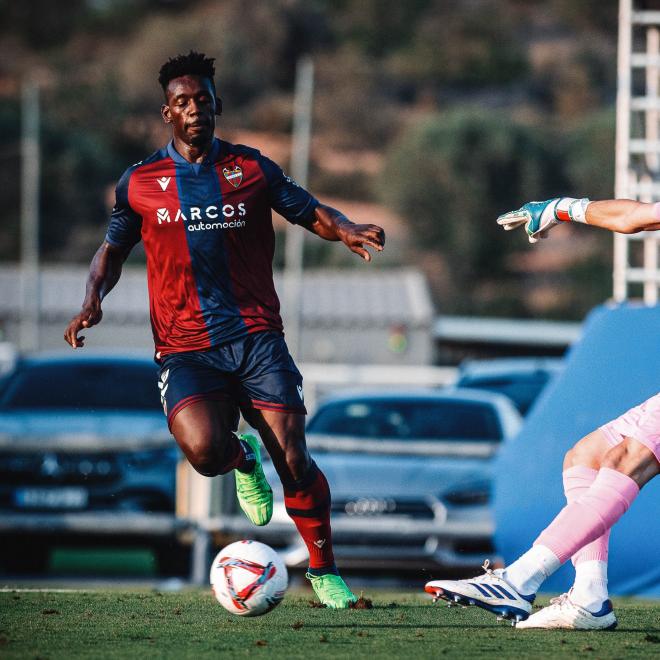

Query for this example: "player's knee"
[187,445,222,477]
[563,430,608,470]
[563,445,579,467]
[182,430,236,477]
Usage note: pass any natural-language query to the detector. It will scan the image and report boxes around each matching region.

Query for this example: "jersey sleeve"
[259,156,319,226]
[104,167,143,249]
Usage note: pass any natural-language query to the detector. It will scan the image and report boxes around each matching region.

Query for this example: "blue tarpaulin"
[494,303,660,597]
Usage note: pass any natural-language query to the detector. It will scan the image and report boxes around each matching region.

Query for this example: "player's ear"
[161,104,172,124]
[215,96,223,116]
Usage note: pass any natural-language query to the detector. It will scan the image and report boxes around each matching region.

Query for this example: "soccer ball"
[210,540,288,616]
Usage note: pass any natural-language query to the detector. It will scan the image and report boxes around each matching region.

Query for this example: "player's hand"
[64,300,103,349]
[338,223,385,262]
[497,199,562,243]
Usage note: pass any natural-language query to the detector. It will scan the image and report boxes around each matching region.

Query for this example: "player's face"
[162,75,217,146]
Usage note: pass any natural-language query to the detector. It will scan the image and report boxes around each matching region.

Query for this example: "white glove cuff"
[569,198,590,224]
[554,197,590,224]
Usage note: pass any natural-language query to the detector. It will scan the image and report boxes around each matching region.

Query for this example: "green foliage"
[325,0,434,57]
[379,109,562,282]
[0,0,159,46]
[0,82,143,261]
[0,0,85,49]
[388,0,528,88]
[378,107,618,316]
[39,117,125,259]
[562,109,615,200]
[0,0,624,317]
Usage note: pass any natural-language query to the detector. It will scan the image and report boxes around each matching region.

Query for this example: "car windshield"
[0,361,161,411]
[307,399,502,441]
[458,374,551,415]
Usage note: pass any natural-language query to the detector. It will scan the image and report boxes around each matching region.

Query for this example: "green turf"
[1,590,659,659]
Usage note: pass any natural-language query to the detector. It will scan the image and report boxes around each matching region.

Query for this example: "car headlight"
[442,481,491,506]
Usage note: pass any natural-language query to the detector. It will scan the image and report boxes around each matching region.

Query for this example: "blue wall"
[494,303,660,597]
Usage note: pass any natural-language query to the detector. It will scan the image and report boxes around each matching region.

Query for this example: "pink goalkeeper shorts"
[600,392,660,463]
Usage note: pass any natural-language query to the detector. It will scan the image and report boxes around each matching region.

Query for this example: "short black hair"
[158,51,216,93]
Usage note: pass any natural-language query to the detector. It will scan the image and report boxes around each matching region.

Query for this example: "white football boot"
[515,592,617,630]
[425,560,534,623]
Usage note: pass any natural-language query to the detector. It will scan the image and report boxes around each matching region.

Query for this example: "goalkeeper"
[425,197,660,630]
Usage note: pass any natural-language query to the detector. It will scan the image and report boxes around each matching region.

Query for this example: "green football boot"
[306,572,357,609]
[234,434,273,527]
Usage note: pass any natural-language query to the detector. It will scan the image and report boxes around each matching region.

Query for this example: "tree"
[379,109,563,295]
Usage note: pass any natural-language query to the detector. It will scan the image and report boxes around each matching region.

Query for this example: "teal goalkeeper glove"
[497,197,590,243]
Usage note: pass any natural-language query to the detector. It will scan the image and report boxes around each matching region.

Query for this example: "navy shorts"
[157,331,306,429]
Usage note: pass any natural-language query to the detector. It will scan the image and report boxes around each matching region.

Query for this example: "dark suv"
[0,354,181,573]
[454,358,564,416]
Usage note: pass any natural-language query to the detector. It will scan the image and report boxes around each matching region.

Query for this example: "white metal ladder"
[615,0,660,304]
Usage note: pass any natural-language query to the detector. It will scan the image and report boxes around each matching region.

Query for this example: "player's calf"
[599,436,660,487]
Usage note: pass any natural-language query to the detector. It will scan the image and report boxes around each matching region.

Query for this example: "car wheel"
[153,541,189,577]
[0,541,50,575]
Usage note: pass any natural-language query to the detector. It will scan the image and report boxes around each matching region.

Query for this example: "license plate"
[14,487,89,509]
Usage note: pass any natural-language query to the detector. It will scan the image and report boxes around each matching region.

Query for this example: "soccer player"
[63,51,385,608]
[425,197,660,629]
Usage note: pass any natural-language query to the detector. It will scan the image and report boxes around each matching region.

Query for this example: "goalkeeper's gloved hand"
[497,197,590,243]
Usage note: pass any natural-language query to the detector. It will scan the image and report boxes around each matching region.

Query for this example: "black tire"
[0,542,50,575]
[153,541,189,577]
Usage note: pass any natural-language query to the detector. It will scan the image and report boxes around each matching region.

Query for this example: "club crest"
[223,165,243,188]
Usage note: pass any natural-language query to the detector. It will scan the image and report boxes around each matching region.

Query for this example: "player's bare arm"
[498,197,660,242]
[64,241,130,348]
[307,203,385,262]
[585,199,660,234]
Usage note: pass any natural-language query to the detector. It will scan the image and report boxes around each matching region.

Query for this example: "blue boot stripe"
[493,585,515,599]
[469,583,492,598]
[482,585,505,599]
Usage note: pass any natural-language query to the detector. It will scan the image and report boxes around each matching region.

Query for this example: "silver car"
[264,388,522,571]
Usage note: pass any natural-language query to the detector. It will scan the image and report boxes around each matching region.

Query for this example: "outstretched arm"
[63,241,131,348]
[305,203,385,262]
[498,197,660,243]
[585,200,660,234]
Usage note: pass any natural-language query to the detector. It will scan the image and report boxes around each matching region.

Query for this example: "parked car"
[0,353,182,573]
[262,388,522,571]
[454,357,564,416]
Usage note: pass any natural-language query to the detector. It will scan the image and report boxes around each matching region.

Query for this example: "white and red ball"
[210,540,288,616]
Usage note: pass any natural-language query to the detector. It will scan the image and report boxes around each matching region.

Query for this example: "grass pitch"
[1,589,659,659]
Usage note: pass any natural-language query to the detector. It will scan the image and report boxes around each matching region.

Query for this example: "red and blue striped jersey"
[105,138,318,355]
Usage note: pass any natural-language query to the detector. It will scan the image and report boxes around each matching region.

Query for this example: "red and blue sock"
[283,462,337,575]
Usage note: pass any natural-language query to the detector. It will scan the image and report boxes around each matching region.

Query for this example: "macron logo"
[156,176,171,191]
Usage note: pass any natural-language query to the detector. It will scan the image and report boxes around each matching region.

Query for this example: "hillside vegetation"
[0,0,620,317]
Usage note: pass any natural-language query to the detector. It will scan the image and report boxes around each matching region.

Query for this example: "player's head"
[159,51,222,146]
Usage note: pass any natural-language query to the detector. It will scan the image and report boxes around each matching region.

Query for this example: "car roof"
[457,357,564,379]
[315,387,518,408]
[13,351,156,368]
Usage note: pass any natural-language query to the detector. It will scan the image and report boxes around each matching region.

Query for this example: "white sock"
[501,545,561,596]
[570,560,609,613]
